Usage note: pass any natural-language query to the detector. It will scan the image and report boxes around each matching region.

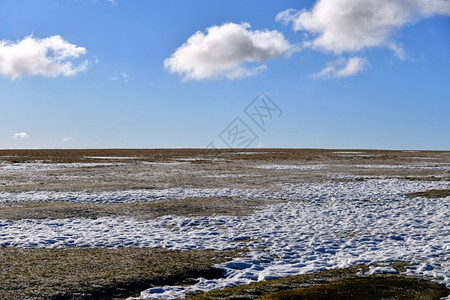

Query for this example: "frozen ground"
[0,162,121,172]
[0,149,449,299]
[254,164,327,170]
[1,179,449,299]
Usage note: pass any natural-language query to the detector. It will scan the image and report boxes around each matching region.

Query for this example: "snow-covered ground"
[0,162,122,172]
[141,161,188,166]
[1,179,449,299]
[0,179,442,204]
[84,156,139,160]
[254,164,327,170]
[354,164,450,170]
[254,163,450,171]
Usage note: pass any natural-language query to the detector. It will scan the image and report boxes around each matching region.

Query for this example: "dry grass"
[401,176,449,181]
[259,277,449,300]
[185,265,450,300]
[1,148,448,164]
[1,149,449,299]
[1,149,448,193]
[405,189,450,198]
[0,247,242,300]
[0,197,278,220]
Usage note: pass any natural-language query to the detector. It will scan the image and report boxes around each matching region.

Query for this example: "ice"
[0,179,449,298]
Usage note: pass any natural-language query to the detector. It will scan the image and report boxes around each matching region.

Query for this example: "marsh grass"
[0,247,242,300]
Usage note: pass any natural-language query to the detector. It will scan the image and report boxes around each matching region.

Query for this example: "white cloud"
[164,22,296,80]
[110,72,129,82]
[0,35,88,79]
[12,132,29,139]
[276,0,450,57]
[313,57,368,79]
[62,137,73,142]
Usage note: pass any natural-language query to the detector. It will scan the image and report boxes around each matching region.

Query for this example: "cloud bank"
[164,23,295,80]
[276,0,450,57]
[0,35,88,79]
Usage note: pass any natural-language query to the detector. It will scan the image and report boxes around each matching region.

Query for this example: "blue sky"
[1,0,449,150]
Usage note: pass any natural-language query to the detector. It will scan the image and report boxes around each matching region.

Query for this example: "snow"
[353,164,450,170]
[0,179,449,298]
[254,164,327,170]
[333,151,377,157]
[84,156,138,160]
[332,151,366,154]
[231,152,273,155]
[141,161,187,166]
[0,162,121,172]
[174,158,223,161]
[1,179,443,204]
[206,174,259,178]
[368,266,400,275]
[0,188,262,204]
[255,163,450,171]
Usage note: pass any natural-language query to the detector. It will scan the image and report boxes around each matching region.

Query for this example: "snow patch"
[368,266,400,275]
[254,164,327,170]
[0,162,121,172]
[84,156,138,160]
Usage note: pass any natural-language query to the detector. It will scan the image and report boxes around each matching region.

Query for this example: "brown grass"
[0,247,242,300]
[0,197,278,220]
[260,277,449,300]
[405,189,450,198]
[401,176,449,181]
[1,148,448,164]
[1,148,448,193]
[185,265,450,300]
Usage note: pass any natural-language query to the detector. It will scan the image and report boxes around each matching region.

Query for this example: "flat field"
[0,149,449,299]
